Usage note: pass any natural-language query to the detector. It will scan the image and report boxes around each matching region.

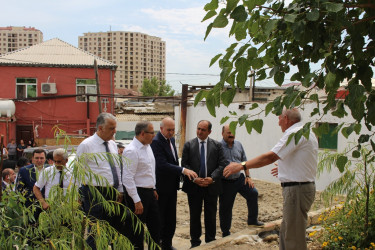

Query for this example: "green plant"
[318,144,375,248]
[0,127,157,249]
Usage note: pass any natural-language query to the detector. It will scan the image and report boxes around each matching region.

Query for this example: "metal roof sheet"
[0,38,116,68]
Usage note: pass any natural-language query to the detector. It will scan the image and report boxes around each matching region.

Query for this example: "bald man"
[151,117,197,250]
[224,108,318,250]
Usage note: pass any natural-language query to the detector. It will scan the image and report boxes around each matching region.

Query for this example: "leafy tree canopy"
[197,0,375,166]
[140,77,175,96]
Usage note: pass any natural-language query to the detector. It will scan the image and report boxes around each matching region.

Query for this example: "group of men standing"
[10,107,318,250]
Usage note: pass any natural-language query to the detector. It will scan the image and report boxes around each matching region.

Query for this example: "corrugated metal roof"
[116,114,168,121]
[0,38,116,68]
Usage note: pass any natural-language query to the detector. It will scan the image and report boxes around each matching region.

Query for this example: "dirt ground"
[174,179,331,249]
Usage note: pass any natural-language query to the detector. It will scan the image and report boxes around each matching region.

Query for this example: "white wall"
[175,101,367,191]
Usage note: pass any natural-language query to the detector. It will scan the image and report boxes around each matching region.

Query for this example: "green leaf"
[202,10,217,22]
[238,114,249,125]
[354,124,361,134]
[213,14,229,28]
[252,119,263,133]
[352,150,360,158]
[358,134,370,143]
[206,93,216,117]
[220,116,230,124]
[274,71,285,85]
[249,103,259,110]
[285,14,297,23]
[204,23,213,40]
[251,58,263,69]
[204,0,218,11]
[247,47,257,59]
[371,140,375,152]
[324,2,344,13]
[194,90,207,106]
[265,102,273,116]
[286,132,296,146]
[306,9,319,21]
[325,72,337,90]
[229,121,238,135]
[226,0,240,13]
[221,89,236,106]
[230,5,248,22]
[336,155,347,173]
[244,120,253,134]
[264,19,278,36]
[210,53,222,67]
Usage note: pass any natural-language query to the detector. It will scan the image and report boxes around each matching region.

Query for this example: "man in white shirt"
[33,148,72,210]
[223,108,318,250]
[77,112,124,249]
[123,121,161,249]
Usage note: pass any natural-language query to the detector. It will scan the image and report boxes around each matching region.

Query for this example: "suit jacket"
[151,131,181,193]
[181,137,226,195]
[15,164,45,206]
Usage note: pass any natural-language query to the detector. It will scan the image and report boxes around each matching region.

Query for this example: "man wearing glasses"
[123,121,161,249]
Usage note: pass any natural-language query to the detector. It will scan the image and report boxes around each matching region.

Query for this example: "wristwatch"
[241,161,247,171]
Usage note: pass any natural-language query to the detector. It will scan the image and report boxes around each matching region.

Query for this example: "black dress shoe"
[162,246,177,250]
[248,221,264,227]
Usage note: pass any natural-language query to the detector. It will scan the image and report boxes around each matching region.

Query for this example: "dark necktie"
[167,138,176,162]
[200,141,206,178]
[59,170,63,188]
[103,141,119,189]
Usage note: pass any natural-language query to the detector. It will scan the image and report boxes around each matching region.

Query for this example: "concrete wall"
[175,101,367,191]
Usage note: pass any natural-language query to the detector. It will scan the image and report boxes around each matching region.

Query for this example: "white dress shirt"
[35,166,73,198]
[123,137,156,203]
[76,133,123,191]
[271,122,318,183]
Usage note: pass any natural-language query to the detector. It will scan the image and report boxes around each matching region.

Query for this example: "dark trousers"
[157,190,177,248]
[219,174,259,236]
[79,185,123,250]
[125,187,161,250]
[187,189,218,247]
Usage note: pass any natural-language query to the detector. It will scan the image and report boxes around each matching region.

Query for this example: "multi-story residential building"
[0,26,43,55]
[78,31,166,91]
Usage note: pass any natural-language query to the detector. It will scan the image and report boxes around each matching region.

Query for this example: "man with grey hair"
[223,108,318,250]
[77,112,124,249]
[123,121,161,249]
[33,148,72,210]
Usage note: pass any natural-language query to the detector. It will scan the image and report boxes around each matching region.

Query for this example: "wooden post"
[179,84,188,158]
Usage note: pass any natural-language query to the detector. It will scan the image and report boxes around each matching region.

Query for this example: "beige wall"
[78,31,166,91]
[0,26,43,55]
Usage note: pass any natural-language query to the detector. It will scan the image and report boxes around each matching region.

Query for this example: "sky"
[2,0,280,92]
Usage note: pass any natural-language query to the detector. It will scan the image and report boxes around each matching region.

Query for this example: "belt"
[281,181,314,187]
[137,187,154,191]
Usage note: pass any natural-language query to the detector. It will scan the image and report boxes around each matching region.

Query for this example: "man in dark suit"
[15,149,47,209]
[151,117,197,250]
[181,120,227,248]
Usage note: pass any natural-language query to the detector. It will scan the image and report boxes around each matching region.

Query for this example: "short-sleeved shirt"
[221,139,247,180]
[35,166,73,198]
[271,122,318,183]
[7,143,17,156]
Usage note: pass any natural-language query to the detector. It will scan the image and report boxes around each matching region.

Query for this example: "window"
[317,123,338,150]
[76,79,97,102]
[16,78,37,99]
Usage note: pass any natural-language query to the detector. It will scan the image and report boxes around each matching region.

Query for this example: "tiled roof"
[0,38,116,68]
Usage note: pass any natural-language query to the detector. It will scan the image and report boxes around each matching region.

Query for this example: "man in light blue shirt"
[219,125,263,237]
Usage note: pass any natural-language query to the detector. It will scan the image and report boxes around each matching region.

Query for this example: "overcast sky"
[2,0,282,92]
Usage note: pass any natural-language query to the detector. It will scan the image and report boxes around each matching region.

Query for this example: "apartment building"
[78,31,166,91]
[0,26,43,55]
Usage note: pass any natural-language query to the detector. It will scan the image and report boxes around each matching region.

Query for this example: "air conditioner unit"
[41,83,57,94]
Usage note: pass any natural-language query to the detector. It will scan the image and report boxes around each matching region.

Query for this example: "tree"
[140,77,175,96]
[197,0,375,168]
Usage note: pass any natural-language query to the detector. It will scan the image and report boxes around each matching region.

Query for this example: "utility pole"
[94,60,102,113]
